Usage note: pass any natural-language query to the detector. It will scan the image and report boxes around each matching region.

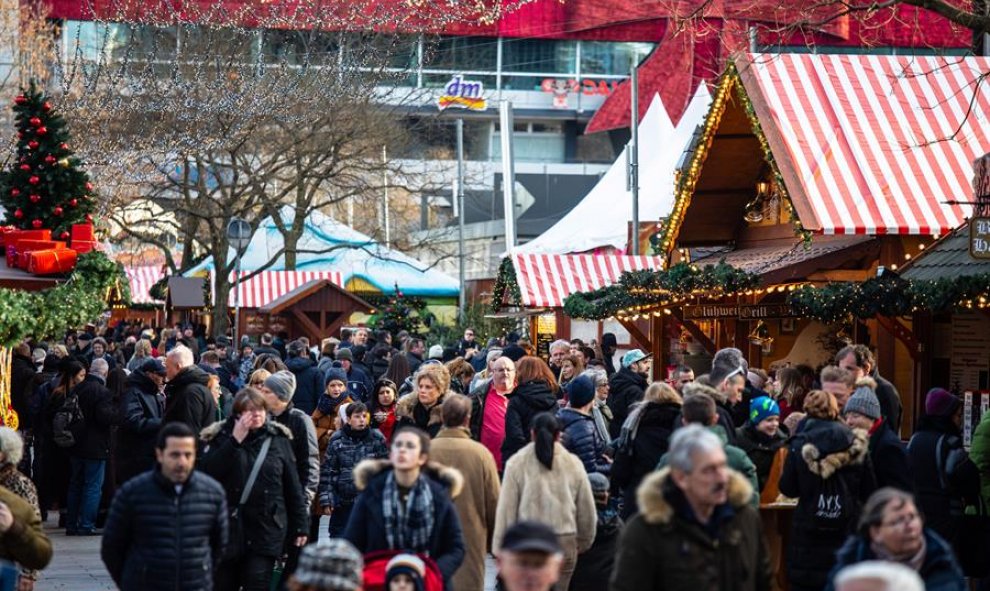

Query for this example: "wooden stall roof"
[900,222,986,281]
[259,279,373,315]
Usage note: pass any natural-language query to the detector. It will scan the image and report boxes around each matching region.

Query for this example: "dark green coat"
[609,467,771,591]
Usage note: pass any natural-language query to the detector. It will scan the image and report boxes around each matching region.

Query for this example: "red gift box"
[72,240,98,254]
[0,226,16,248]
[26,248,77,275]
[5,229,51,247]
[14,240,65,269]
[71,223,95,243]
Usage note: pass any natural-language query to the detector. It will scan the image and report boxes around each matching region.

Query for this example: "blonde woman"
[395,363,451,438]
[127,339,153,372]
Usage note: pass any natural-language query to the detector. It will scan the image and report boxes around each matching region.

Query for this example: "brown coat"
[430,427,501,591]
[0,486,52,571]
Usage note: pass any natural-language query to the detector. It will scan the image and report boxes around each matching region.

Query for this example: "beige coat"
[430,427,501,591]
[493,441,596,553]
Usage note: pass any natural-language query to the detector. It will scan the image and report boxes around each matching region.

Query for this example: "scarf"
[592,399,611,444]
[615,401,648,451]
[871,536,927,573]
[382,470,435,554]
[318,393,348,416]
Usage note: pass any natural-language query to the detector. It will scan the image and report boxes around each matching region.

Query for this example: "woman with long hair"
[38,359,86,526]
[557,354,585,390]
[501,357,560,463]
[775,366,807,420]
[126,339,153,373]
[384,354,413,396]
[372,379,399,443]
[493,413,596,591]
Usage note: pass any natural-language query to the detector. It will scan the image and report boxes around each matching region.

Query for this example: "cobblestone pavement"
[38,514,498,590]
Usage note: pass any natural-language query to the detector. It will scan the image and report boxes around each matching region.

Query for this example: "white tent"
[514,84,712,255]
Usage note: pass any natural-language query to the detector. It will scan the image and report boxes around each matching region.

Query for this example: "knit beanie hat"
[386,553,426,591]
[293,539,363,591]
[588,472,610,505]
[925,387,960,417]
[748,396,780,426]
[264,370,297,402]
[325,367,348,387]
[844,378,881,420]
[565,375,596,408]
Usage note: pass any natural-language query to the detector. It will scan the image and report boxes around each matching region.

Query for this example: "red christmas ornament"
[13,95,25,105]
[29,194,40,204]
[42,102,51,112]
[36,127,46,136]
[18,164,29,171]
[16,132,22,139]
[44,155,56,165]
[9,189,18,197]
[84,214,93,223]
[28,117,40,127]
[85,182,94,192]
[13,209,22,219]
[53,207,63,216]
[60,231,69,240]
[31,219,42,229]
[27,140,38,150]
[27,176,39,185]
[68,198,78,207]
[59,143,68,150]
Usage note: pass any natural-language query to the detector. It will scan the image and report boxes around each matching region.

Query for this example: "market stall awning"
[738,53,990,236]
[227,270,344,308]
[512,254,664,308]
[125,266,165,304]
[259,278,372,315]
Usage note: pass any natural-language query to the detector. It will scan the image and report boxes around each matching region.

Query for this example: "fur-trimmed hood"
[395,392,447,426]
[352,458,463,499]
[199,417,294,442]
[799,422,869,479]
[637,467,753,526]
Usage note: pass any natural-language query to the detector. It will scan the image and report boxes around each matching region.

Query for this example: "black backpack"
[52,392,85,449]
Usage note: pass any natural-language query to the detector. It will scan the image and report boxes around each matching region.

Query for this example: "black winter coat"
[779,419,876,591]
[285,356,323,415]
[907,417,972,544]
[116,371,165,484]
[607,367,647,439]
[198,418,309,558]
[874,374,903,435]
[869,421,913,492]
[612,401,681,518]
[570,509,622,591]
[72,375,117,460]
[344,459,466,590]
[10,353,36,429]
[735,422,788,493]
[272,404,320,505]
[318,426,388,508]
[101,469,229,591]
[164,366,217,437]
[502,380,558,463]
[557,408,610,475]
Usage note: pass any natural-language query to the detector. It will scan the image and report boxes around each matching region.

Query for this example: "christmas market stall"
[565,52,990,432]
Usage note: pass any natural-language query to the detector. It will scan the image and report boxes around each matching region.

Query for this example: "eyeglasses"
[494,368,515,374]
[881,512,920,529]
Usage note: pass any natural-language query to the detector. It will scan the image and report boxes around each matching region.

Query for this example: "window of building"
[502,38,577,74]
[423,36,497,72]
[581,41,653,76]
[262,29,340,66]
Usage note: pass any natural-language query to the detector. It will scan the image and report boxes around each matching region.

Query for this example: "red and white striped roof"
[227,270,344,308]
[125,266,166,304]
[740,53,990,236]
[511,254,664,308]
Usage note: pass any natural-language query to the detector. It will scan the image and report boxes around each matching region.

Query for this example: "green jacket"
[969,411,990,512]
[0,486,51,571]
[657,425,759,507]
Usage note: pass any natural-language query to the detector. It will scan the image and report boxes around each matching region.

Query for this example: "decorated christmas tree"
[371,285,432,339]
[0,81,96,239]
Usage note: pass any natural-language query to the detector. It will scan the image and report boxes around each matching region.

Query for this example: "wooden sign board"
[683,303,797,320]
[970,217,990,259]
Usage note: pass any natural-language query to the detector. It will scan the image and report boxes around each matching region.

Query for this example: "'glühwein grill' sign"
[683,303,797,320]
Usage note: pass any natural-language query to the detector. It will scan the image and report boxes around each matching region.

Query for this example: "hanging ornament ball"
[27,140,38,150]
[29,194,40,204]
[44,155,56,165]
[31,219,42,229]
[18,164,29,171]
[59,143,68,150]
[42,102,51,112]
[13,209,22,219]
[68,198,78,207]
[36,127,46,136]
[28,176,39,185]
[58,158,69,168]
[28,117,40,127]
[84,213,93,223]
[53,206,63,216]
[85,182,94,192]
[13,95,25,105]
[9,189,18,197]
[59,231,69,240]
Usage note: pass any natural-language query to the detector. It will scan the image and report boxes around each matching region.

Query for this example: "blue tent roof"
[186,208,459,298]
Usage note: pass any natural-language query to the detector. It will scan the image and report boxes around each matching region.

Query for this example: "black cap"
[500,521,561,554]
[502,344,526,362]
[140,358,167,375]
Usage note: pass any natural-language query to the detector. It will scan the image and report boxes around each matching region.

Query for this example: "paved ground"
[38,515,498,590]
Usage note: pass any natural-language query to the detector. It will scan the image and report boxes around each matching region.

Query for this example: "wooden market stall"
[255,279,374,345]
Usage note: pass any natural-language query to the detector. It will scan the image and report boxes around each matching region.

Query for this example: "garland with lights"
[655,63,811,256]
[0,251,125,346]
[491,257,523,312]
[563,262,762,320]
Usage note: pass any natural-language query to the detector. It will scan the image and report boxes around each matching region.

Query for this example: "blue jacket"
[345,365,374,404]
[318,426,388,508]
[285,355,323,415]
[101,469,229,591]
[557,407,610,475]
[825,528,965,591]
[344,459,466,590]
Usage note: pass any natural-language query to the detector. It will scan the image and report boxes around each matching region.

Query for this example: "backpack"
[52,392,85,449]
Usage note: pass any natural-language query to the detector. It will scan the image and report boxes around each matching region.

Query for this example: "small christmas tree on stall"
[371,285,431,339]
[0,81,96,239]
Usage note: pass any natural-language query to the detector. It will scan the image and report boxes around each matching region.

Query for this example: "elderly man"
[836,345,902,434]
[548,339,571,380]
[611,425,770,591]
[163,344,217,436]
[497,521,566,591]
[67,358,116,535]
[431,395,501,591]
[469,356,516,471]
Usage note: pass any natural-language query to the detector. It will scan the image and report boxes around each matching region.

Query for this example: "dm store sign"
[437,75,488,111]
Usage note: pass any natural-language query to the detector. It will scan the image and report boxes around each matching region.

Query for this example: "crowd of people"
[0,321,986,590]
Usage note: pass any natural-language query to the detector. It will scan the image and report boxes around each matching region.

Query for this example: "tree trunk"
[283,223,306,270]
[179,214,200,271]
[211,239,231,339]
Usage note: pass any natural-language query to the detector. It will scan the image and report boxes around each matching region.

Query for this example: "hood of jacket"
[641,401,682,428]
[285,355,315,373]
[126,370,159,394]
[167,365,211,390]
[799,420,869,479]
[352,458,464,499]
[512,380,558,412]
[199,417,294,443]
[395,391,447,425]
[637,466,753,526]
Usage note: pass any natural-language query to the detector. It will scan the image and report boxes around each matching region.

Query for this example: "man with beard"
[607,350,651,439]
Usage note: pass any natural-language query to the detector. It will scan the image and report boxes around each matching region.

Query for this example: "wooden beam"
[617,319,652,351]
[670,309,717,355]
[291,308,324,344]
[876,315,920,362]
[806,270,873,282]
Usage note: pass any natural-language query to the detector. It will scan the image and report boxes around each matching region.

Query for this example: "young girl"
[386,554,426,591]
[372,379,399,443]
